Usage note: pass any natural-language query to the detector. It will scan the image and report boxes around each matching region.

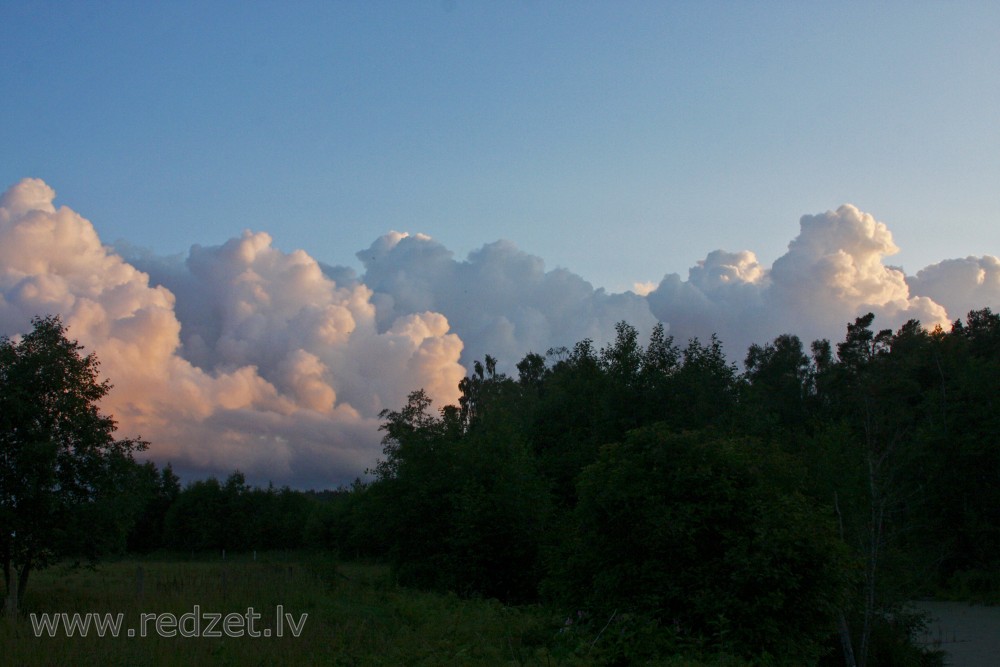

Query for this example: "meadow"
[0,552,749,667]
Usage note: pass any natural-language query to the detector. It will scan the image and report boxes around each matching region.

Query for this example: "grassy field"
[0,553,747,667]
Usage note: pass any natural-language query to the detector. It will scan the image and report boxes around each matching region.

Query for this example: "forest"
[4,309,1000,665]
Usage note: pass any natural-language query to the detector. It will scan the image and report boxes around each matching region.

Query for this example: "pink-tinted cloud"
[1,179,464,488]
[4,180,994,486]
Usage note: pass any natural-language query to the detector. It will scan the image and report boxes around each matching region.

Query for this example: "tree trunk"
[17,556,31,610]
[4,562,16,619]
[838,613,857,667]
[833,491,859,667]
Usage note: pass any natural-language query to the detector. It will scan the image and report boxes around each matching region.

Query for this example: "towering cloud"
[2,179,996,487]
[647,205,955,358]
[0,179,464,488]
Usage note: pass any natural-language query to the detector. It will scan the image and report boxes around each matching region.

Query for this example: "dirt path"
[909,600,1000,667]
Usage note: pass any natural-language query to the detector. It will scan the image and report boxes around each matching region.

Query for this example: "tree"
[561,426,849,663]
[671,334,738,429]
[811,314,937,667]
[742,333,812,434]
[367,385,550,601]
[530,339,609,507]
[1,316,146,614]
[163,477,226,552]
[918,309,1000,586]
[127,462,181,552]
[637,322,680,423]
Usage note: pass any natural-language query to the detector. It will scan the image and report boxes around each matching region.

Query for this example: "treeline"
[125,467,336,554]
[122,309,1000,665]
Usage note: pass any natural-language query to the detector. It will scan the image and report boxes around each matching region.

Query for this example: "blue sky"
[4,1,997,292]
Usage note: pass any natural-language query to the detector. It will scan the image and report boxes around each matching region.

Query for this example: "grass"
[2,553,529,666]
[0,553,544,666]
[0,552,767,666]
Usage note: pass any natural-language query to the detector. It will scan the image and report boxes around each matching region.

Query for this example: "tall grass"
[0,553,549,666]
[1,553,762,666]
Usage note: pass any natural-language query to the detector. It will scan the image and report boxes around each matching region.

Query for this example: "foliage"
[920,309,1000,580]
[1,316,146,611]
[741,333,812,435]
[559,426,850,664]
[367,385,550,601]
[326,312,1000,663]
[161,472,316,553]
[126,462,180,553]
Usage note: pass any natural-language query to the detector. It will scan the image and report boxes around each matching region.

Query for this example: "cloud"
[356,232,659,368]
[906,255,1000,322]
[1,179,465,488]
[631,281,658,297]
[128,229,466,416]
[4,180,994,486]
[647,205,950,358]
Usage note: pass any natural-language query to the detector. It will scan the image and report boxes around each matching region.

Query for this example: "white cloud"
[4,180,993,486]
[647,205,950,358]
[906,255,1000,322]
[1,179,464,488]
[357,232,659,368]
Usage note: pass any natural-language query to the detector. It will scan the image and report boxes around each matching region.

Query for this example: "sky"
[2,1,999,487]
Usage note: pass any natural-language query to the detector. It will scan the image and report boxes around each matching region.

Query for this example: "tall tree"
[814,314,932,667]
[743,333,812,434]
[367,386,549,600]
[672,334,737,429]
[921,309,1000,582]
[1,316,146,614]
[127,462,181,553]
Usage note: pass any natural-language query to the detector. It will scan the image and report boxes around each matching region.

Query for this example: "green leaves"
[565,426,848,663]
[2,316,146,608]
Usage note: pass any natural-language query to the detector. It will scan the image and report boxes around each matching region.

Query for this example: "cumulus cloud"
[1,179,464,488]
[127,229,466,417]
[356,232,658,368]
[3,179,994,486]
[906,255,1000,322]
[647,248,771,351]
[647,205,951,358]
